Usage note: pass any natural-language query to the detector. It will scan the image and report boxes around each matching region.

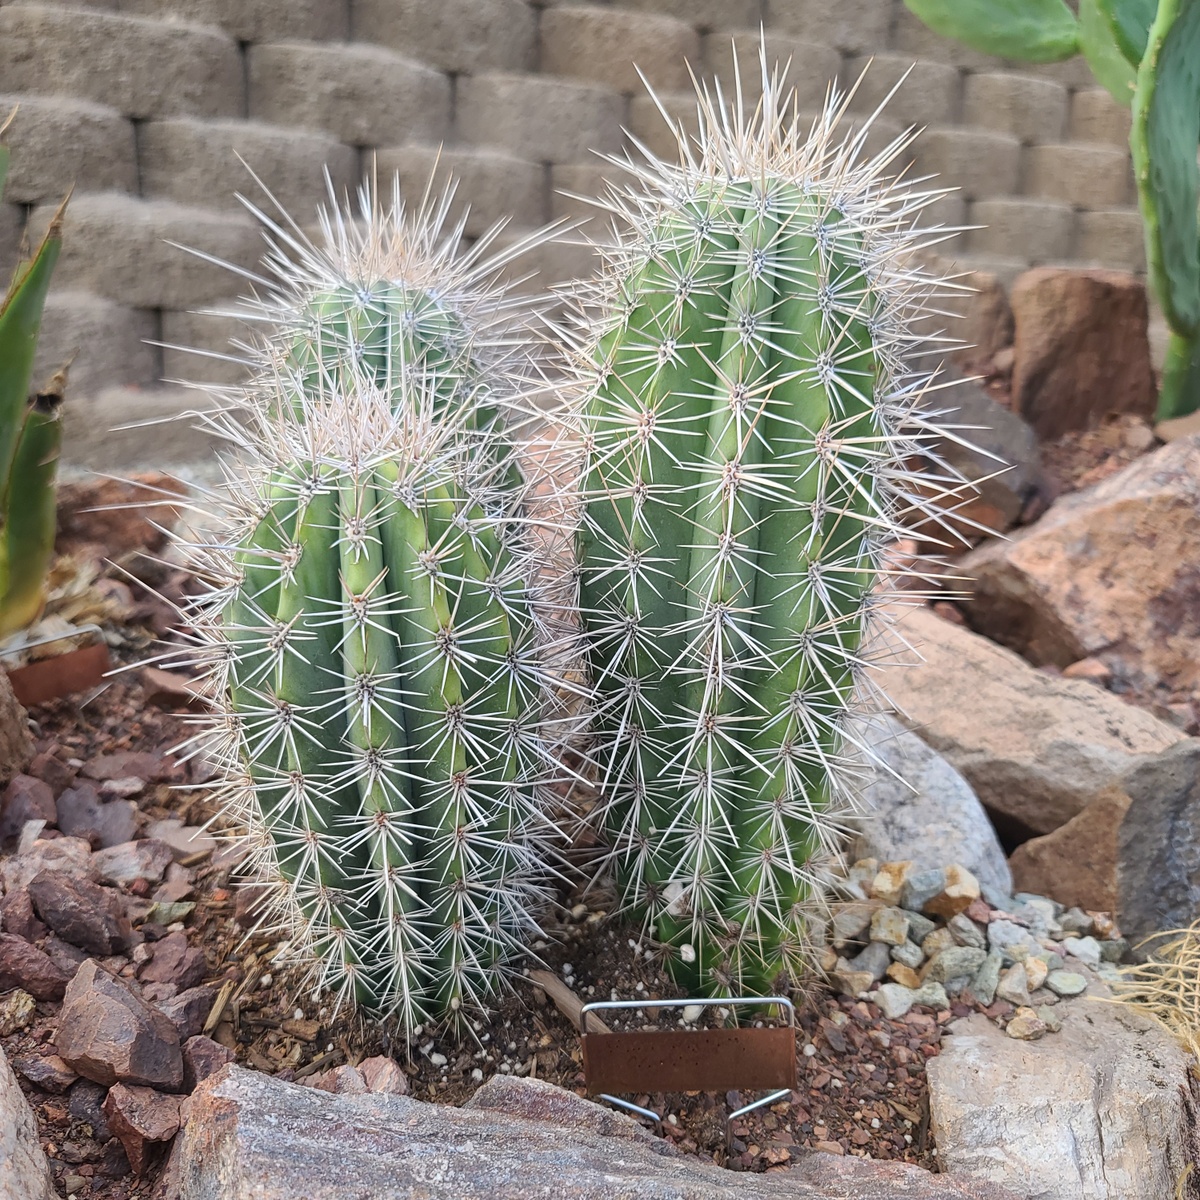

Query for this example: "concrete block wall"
[0,0,1148,466]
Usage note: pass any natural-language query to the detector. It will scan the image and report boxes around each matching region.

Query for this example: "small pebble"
[429,1052,447,1067]
[1099,938,1128,963]
[1006,1008,1047,1041]
[891,940,924,970]
[875,984,916,1020]
[1025,957,1049,992]
[996,962,1030,1007]
[1046,970,1087,997]
[1036,1004,1063,1033]
[946,913,986,949]
[1061,936,1101,966]
[869,906,910,947]
[471,1068,483,1082]
[681,1004,703,1023]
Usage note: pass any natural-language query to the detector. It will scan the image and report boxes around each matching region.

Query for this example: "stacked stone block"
[0,0,1150,469]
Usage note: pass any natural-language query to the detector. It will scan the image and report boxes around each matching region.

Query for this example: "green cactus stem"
[174,179,568,1031]
[564,58,974,996]
[1131,0,1200,418]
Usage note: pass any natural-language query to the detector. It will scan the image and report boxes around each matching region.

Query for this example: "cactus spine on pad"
[563,61,972,996]
[177,179,563,1031]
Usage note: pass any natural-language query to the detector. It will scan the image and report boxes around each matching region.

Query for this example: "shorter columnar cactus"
[560,56,972,996]
[177,179,565,1031]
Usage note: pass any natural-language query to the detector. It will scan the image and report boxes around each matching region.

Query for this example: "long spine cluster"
[563,62,970,995]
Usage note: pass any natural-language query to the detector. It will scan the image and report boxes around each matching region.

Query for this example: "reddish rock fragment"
[0,835,94,892]
[0,774,57,844]
[55,782,137,849]
[14,1053,78,1093]
[93,840,175,886]
[0,886,47,942]
[83,752,174,784]
[103,1083,182,1174]
[154,988,218,1046]
[28,870,133,955]
[182,1036,234,1091]
[358,1056,408,1095]
[139,932,206,992]
[1010,268,1156,440]
[27,749,77,796]
[0,932,71,999]
[56,959,183,1090]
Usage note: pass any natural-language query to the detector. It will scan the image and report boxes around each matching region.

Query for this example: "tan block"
[627,90,701,162]
[702,30,842,110]
[249,42,450,147]
[619,0,760,26]
[541,4,700,93]
[846,54,960,128]
[0,203,23,266]
[968,198,1075,264]
[28,194,263,311]
[353,0,534,74]
[1076,209,1146,274]
[915,128,1021,200]
[62,386,224,473]
[457,73,624,163]
[1024,143,1132,207]
[550,161,628,226]
[962,73,1069,145]
[1069,88,1133,146]
[120,0,349,42]
[0,6,243,119]
[372,145,547,239]
[0,95,134,205]
[888,3,997,69]
[769,0,890,54]
[34,291,158,397]
[161,302,257,390]
[139,119,358,218]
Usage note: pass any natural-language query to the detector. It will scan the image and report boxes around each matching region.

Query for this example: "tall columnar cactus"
[562,63,970,997]
[179,180,565,1031]
[0,109,68,639]
[903,0,1200,419]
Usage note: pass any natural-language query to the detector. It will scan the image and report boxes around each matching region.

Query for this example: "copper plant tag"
[582,1024,797,1096]
[6,642,111,706]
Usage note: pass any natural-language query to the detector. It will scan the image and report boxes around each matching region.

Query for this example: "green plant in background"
[561,59,970,996]
[0,109,68,639]
[178,180,568,1032]
[903,0,1200,420]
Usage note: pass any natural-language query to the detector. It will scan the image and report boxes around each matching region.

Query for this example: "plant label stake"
[579,995,796,1135]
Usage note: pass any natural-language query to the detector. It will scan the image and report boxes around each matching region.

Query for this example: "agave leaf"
[904,0,1080,62]
[0,196,66,498]
[1080,0,1140,103]
[0,374,64,639]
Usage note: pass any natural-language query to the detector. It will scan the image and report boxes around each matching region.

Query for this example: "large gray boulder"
[0,1046,57,1200]
[174,1067,1020,1200]
[851,714,1012,899]
[928,998,1196,1199]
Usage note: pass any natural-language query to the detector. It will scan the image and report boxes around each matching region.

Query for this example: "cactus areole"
[569,62,967,996]
[179,180,563,1032]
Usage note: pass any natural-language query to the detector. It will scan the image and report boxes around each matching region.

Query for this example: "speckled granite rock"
[174,1067,1022,1199]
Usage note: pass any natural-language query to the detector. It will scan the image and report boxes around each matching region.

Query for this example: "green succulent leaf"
[1097,0,1158,64]
[0,391,61,638]
[903,0,1080,62]
[1131,0,1200,338]
[1080,0,1140,102]
[0,201,64,497]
